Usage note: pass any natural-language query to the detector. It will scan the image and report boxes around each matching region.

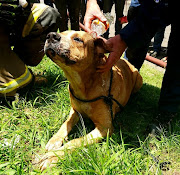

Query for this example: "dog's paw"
[39,151,64,171]
[45,136,67,151]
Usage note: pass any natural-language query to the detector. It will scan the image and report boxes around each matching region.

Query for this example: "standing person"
[126,0,168,68]
[102,0,125,38]
[84,0,179,122]
[0,0,59,104]
[53,0,81,32]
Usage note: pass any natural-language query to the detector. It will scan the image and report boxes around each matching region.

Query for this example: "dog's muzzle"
[44,32,77,65]
[44,32,61,57]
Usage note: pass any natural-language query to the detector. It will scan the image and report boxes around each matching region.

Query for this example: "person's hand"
[84,0,107,30]
[97,34,127,72]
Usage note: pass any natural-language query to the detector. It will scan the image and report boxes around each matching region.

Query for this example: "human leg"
[159,23,180,114]
[80,0,86,24]
[126,44,149,70]
[54,0,68,32]
[150,26,166,58]
[102,0,113,38]
[114,0,125,35]
[0,26,33,98]
[68,0,81,30]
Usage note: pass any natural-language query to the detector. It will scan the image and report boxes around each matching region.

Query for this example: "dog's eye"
[73,37,83,43]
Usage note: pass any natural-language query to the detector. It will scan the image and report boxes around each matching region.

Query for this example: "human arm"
[97,0,170,72]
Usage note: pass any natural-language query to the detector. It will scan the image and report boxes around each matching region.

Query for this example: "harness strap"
[69,69,124,122]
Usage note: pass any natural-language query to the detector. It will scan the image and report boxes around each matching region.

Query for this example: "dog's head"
[44,30,108,72]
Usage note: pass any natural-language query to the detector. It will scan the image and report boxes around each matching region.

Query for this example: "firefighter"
[0,0,59,104]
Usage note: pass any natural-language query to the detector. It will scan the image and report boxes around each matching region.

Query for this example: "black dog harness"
[69,68,124,121]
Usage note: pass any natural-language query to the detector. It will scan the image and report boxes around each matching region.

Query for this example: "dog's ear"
[94,38,109,54]
[94,38,109,65]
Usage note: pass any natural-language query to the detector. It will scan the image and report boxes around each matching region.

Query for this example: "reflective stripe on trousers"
[0,66,33,94]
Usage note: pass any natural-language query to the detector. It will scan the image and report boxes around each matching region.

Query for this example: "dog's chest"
[71,99,93,118]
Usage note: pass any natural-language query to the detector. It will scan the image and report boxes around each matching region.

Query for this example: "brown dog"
[39,31,143,170]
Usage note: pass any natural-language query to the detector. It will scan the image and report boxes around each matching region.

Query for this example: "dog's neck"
[64,66,110,99]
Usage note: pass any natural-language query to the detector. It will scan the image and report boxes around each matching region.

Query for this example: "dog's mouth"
[45,48,56,58]
[45,45,77,65]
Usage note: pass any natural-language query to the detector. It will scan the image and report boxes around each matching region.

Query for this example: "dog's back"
[110,58,143,109]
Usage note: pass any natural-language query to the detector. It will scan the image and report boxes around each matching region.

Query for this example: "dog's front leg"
[40,120,113,171]
[45,108,79,151]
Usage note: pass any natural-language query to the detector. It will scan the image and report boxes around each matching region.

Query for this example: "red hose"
[145,55,167,68]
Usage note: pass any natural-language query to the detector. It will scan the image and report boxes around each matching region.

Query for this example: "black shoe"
[149,50,160,58]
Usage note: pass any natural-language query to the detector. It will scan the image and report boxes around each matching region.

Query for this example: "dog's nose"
[46,32,61,42]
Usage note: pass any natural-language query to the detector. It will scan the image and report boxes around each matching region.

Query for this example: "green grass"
[0,57,180,175]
